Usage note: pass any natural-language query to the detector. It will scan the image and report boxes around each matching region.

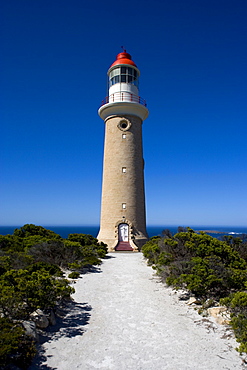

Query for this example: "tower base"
[97,234,148,252]
[115,241,133,251]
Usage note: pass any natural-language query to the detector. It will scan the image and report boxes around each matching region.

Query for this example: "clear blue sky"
[1,0,247,227]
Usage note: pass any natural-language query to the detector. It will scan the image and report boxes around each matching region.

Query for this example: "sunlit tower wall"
[97,51,149,252]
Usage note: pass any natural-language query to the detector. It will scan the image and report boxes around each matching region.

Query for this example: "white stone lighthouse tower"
[97,51,149,252]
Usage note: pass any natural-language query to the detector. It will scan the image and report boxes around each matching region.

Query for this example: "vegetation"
[68,271,80,279]
[0,224,107,369]
[0,317,36,369]
[221,291,247,354]
[142,227,247,353]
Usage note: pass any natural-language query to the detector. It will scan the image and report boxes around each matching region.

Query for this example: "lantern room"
[107,52,140,103]
[99,51,148,121]
[109,66,139,88]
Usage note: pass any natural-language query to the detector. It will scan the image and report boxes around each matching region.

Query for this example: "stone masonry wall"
[97,114,148,251]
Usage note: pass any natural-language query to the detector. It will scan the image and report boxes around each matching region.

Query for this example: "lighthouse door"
[118,223,129,242]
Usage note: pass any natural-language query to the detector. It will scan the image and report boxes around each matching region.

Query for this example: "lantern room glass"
[109,66,139,88]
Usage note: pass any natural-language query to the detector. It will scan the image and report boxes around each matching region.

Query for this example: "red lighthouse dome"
[110,51,137,68]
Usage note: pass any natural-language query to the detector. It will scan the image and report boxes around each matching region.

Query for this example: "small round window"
[120,121,127,129]
[118,119,131,131]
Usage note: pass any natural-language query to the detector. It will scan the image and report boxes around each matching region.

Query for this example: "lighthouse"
[97,51,149,252]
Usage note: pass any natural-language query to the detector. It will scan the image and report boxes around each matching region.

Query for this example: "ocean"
[0,225,247,239]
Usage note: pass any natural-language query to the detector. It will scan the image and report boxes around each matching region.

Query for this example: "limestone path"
[30,253,245,370]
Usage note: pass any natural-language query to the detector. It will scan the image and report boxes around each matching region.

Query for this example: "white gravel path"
[30,253,245,370]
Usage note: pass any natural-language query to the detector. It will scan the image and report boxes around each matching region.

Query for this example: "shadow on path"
[82,265,102,274]
[104,255,116,259]
[29,301,92,369]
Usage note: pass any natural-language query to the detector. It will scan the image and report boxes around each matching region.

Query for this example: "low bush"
[68,233,108,259]
[0,234,24,252]
[142,228,247,354]
[0,252,34,274]
[28,240,74,267]
[27,261,63,276]
[142,237,161,265]
[0,224,107,366]
[27,237,107,269]
[142,229,247,299]
[68,271,80,279]
[0,317,36,369]
[0,269,74,320]
[221,291,247,354]
[13,224,61,240]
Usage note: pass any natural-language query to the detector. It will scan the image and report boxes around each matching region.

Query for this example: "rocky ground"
[29,253,245,370]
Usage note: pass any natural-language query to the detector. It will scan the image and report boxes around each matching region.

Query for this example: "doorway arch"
[115,223,132,251]
[118,223,129,242]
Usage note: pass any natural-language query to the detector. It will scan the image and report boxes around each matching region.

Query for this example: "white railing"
[101,92,147,107]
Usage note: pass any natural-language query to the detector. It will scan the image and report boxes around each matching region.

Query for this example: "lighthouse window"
[122,134,126,139]
[118,119,131,131]
[122,167,126,173]
[122,203,126,209]
[120,121,127,129]
[110,68,120,78]
[109,66,139,87]
[109,68,121,86]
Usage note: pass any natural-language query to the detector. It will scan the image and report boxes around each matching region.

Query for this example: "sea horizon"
[0,225,247,239]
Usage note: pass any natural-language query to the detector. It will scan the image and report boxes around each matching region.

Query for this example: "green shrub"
[0,252,34,273]
[142,229,247,299]
[68,233,108,259]
[95,242,108,258]
[68,262,83,270]
[68,233,98,246]
[97,248,107,259]
[27,261,63,276]
[80,245,101,266]
[0,317,36,369]
[0,225,107,365]
[0,235,24,253]
[68,271,80,279]
[157,251,173,266]
[0,269,74,319]
[28,240,81,267]
[13,224,61,240]
[23,235,53,250]
[27,239,104,269]
[142,238,161,265]
[142,229,247,354]
[221,292,247,354]
[0,255,11,275]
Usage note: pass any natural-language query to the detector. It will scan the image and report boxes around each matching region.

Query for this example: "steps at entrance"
[115,241,133,251]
